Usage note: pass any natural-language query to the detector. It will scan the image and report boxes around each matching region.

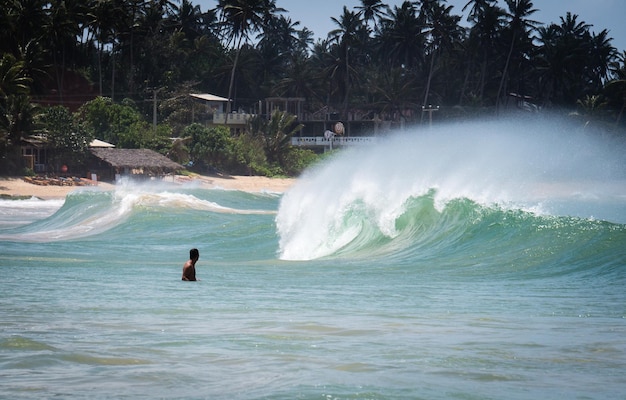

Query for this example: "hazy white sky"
[195,0,625,52]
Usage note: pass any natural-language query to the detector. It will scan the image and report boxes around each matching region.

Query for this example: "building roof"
[23,136,116,148]
[91,148,182,174]
[21,136,47,148]
[190,93,230,102]
[90,139,115,148]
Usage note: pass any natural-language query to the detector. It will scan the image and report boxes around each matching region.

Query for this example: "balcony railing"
[213,112,252,125]
[291,136,377,147]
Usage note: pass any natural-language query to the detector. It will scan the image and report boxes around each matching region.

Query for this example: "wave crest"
[276,118,626,261]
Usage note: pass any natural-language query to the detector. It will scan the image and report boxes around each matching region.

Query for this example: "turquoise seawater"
[1,119,626,399]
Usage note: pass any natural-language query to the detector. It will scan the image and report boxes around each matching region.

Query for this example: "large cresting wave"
[276,117,626,261]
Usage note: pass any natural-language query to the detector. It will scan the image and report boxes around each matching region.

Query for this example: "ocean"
[1,118,625,399]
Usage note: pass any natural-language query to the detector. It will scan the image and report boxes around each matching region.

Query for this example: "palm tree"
[257,14,301,79]
[0,94,40,172]
[250,110,303,167]
[553,12,592,103]
[0,54,31,100]
[462,0,505,104]
[328,6,369,120]
[604,51,626,127]
[44,0,91,102]
[366,66,419,127]
[88,0,121,96]
[576,94,608,122]
[420,0,462,108]
[170,0,204,41]
[274,55,317,99]
[0,54,38,169]
[2,0,49,55]
[534,13,615,107]
[0,0,19,54]
[216,0,283,117]
[307,39,338,111]
[495,0,539,112]
[588,29,618,89]
[296,27,314,58]
[115,0,150,96]
[0,54,33,147]
[376,1,423,70]
[355,0,389,31]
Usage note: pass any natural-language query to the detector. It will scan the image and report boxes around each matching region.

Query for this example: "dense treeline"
[1,0,625,176]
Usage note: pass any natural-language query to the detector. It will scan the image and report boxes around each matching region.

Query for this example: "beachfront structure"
[190,93,254,135]
[189,93,230,113]
[20,136,49,173]
[255,97,394,137]
[190,93,398,138]
[21,137,116,173]
[89,148,182,181]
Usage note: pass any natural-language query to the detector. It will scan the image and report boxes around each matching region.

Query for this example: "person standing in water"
[182,248,199,281]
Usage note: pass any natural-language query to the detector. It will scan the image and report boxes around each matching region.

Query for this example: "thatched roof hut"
[90,148,182,180]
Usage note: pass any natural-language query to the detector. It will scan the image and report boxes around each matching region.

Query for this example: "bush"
[281,147,319,176]
[21,167,35,177]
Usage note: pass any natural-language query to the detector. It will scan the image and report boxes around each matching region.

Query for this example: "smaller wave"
[0,185,274,242]
[113,186,273,215]
[0,189,131,242]
[0,197,64,229]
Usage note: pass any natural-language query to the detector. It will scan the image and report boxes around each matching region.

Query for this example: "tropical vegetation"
[1,0,625,176]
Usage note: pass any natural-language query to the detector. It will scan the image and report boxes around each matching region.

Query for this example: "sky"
[195,0,626,52]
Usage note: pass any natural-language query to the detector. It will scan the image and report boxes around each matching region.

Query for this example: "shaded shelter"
[89,148,182,181]
[21,136,49,173]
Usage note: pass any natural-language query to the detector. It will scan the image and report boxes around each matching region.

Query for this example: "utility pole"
[149,87,162,132]
[152,89,158,132]
[422,105,439,127]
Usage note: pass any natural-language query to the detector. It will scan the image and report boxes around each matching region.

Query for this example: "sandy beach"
[0,174,295,200]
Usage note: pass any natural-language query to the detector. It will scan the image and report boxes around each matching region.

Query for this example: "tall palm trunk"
[459,62,471,105]
[342,44,350,124]
[97,41,103,96]
[111,42,116,101]
[54,48,65,105]
[422,47,437,107]
[496,31,517,114]
[225,35,243,123]
[478,54,487,101]
[615,93,626,127]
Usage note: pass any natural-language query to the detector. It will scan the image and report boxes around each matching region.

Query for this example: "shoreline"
[0,174,296,200]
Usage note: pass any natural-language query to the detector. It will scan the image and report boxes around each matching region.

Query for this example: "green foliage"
[231,132,268,175]
[168,136,193,165]
[280,146,318,176]
[21,167,35,177]
[248,110,303,167]
[2,0,626,179]
[180,118,314,177]
[186,123,234,171]
[37,106,94,171]
[0,54,31,99]
[0,54,35,169]
[149,124,175,155]
[160,86,210,137]
[76,97,140,146]
[2,0,625,120]
[0,95,38,155]
[240,110,320,176]
[76,96,173,152]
